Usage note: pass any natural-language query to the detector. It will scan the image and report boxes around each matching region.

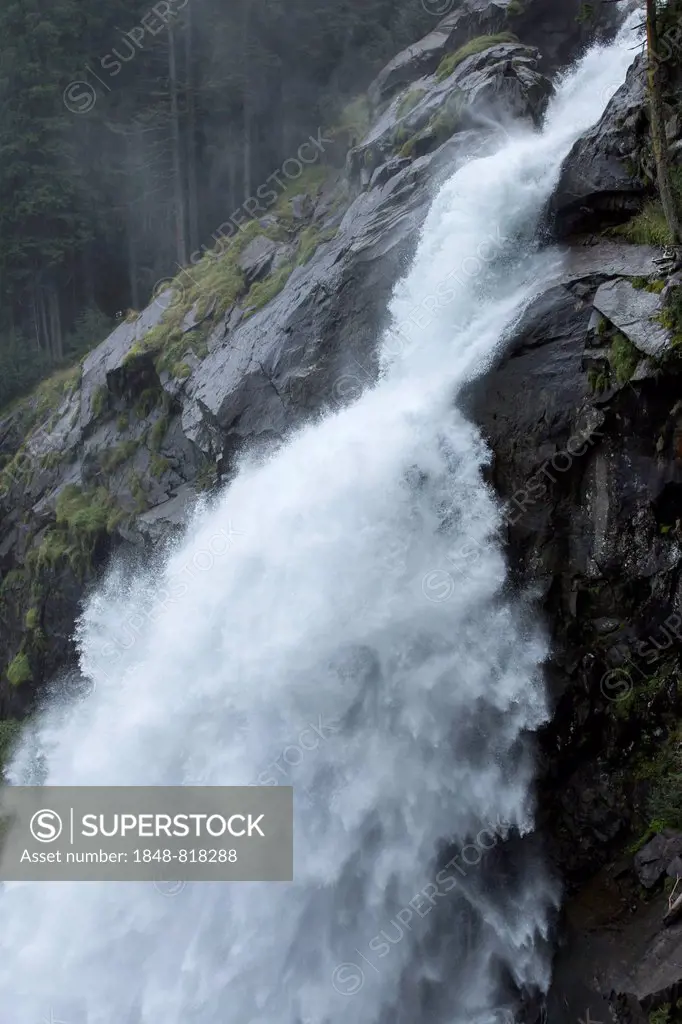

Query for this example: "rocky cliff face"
[466,46,682,1024]
[3,0,600,718]
[0,1,675,1020]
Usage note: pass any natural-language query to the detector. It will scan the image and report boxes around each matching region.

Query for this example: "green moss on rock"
[436,33,518,81]
[128,471,148,513]
[150,414,170,451]
[2,363,81,437]
[609,332,640,384]
[150,454,171,479]
[0,719,20,775]
[7,652,31,687]
[428,102,464,144]
[400,136,421,159]
[649,1004,676,1024]
[296,226,337,267]
[91,384,109,420]
[396,88,426,117]
[0,569,26,596]
[630,276,666,293]
[24,607,39,630]
[56,484,121,536]
[28,484,123,577]
[613,203,673,246]
[244,262,294,315]
[612,170,682,246]
[40,451,64,471]
[101,440,138,474]
[588,365,610,393]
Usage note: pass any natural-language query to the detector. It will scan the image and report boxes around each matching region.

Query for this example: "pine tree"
[646,0,682,245]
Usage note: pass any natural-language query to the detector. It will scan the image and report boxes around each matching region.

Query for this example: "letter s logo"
[30,809,63,843]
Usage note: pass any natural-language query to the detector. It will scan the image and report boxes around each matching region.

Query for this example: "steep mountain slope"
[4,3,679,1020]
[0,0,616,719]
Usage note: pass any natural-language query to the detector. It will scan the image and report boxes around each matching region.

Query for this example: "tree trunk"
[227,122,238,212]
[243,96,252,204]
[47,284,62,360]
[31,284,42,351]
[82,243,95,311]
[242,0,252,202]
[647,0,682,244]
[184,5,200,254]
[168,21,189,266]
[127,222,140,311]
[36,283,50,354]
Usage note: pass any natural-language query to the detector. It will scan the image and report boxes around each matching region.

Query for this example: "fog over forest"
[0,0,435,407]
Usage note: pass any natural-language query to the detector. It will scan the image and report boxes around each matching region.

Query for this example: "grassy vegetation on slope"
[612,169,682,248]
[0,162,337,438]
[436,33,518,81]
[0,719,20,776]
[123,165,332,378]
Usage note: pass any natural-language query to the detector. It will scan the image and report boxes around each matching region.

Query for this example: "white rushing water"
[0,17,641,1024]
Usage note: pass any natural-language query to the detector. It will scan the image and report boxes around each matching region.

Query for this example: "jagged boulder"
[592,278,673,358]
[367,1,511,107]
[238,235,280,283]
[635,831,682,888]
[550,56,651,237]
[447,40,552,124]
[80,296,173,432]
[290,194,314,220]
[182,133,476,457]
[548,882,682,1024]
[509,0,619,72]
[350,42,552,186]
[367,0,618,108]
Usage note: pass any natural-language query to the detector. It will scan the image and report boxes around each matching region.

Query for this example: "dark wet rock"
[635,831,682,889]
[559,240,663,282]
[351,42,553,185]
[662,271,682,308]
[507,0,619,73]
[367,2,510,109]
[547,875,682,1024]
[457,43,552,123]
[463,241,682,887]
[458,230,682,1022]
[617,918,682,1009]
[595,617,622,635]
[370,158,412,189]
[550,56,651,238]
[367,0,618,108]
[182,147,462,458]
[667,855,682,879]
[80,296,171,432]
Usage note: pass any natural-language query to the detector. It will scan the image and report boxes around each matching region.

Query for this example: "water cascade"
[0,17,641,1024]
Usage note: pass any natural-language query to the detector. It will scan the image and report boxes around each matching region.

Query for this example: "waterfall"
[0,17,641,1024]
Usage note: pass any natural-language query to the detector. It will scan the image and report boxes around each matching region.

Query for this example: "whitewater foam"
[0,15,642,1024]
